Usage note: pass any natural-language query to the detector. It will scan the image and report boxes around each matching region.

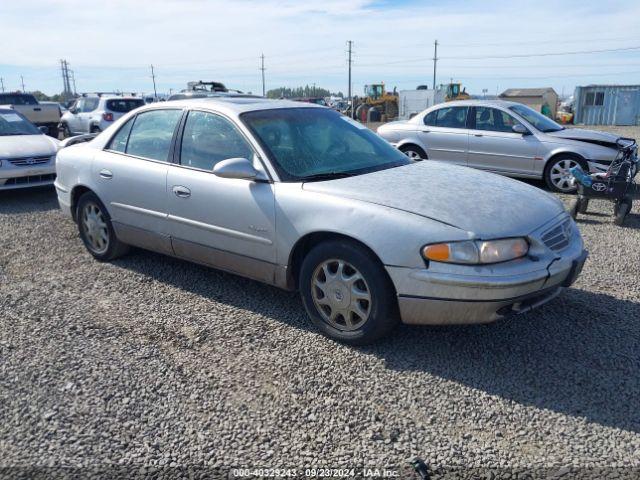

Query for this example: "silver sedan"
[377,99,624,193]
[55,99,587,344]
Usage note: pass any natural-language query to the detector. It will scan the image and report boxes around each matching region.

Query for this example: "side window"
[73,99,84,113]
[475,107,521,133]
[126,109,182,161]
[435,106,468,129]
[107,116,135,153]
[83,98,99,112]
[180,111,253,170]
[423,110,437,126]
[595,92,605,106]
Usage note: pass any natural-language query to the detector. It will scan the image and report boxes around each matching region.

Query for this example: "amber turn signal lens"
[422,243,450,261]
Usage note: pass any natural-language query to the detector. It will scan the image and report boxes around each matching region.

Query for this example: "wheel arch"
[543,149,588,171]
[286,231,395,294]
[396,137,429,154]
[69,184,96,222]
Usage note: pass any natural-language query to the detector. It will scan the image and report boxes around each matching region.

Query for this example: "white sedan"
[0,108,59,190]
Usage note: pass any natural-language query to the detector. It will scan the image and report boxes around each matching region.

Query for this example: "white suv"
[59,95,145,136]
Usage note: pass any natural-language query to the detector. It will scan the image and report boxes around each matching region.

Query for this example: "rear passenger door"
[419,106,469,165]
[92,108,184,254]
[79,97,99,132]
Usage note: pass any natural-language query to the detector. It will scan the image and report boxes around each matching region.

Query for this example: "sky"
[1,0,640,98]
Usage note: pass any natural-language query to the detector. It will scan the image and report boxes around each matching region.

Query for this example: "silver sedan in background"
[377,100,624,193]
[55,98,587,344]
[0,108,59,190]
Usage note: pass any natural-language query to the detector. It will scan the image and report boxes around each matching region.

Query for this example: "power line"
[445,45,640,60]
[355,45,640,67]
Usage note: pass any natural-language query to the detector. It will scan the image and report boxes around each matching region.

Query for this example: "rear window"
[0,94,38,105]
[106,99,145,113]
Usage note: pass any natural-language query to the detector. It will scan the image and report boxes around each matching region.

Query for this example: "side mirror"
[213,157,259,180]
[512,124,530,135]
[38,126,49,135]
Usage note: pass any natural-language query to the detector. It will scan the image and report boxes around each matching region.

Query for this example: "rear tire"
[299,240,398,345]
[76,192,129,261]
[399,145,427,161]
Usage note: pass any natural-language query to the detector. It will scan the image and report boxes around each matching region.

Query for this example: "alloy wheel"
[403,149,423,161]
[311,259,372,331]
[549,159,579,192]
[81,202,109,254]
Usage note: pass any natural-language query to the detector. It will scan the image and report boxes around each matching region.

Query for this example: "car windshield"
[241,108,410,181]
[509,104,564,132]
[0,110,41,136]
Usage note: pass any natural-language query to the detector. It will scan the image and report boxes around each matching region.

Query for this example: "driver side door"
[166,109,277,284]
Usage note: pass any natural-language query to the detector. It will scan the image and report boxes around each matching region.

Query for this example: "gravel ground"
[1,172,640,478]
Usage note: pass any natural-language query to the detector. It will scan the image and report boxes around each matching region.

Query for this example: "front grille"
[7,156,52,167]
[4,174,56,186]
[541,218,573,252]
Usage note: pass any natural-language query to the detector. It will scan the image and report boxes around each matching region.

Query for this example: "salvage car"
[55,98,587,344]
[377,99,625,193]
[0,108,59,190]
[59,94,145,136]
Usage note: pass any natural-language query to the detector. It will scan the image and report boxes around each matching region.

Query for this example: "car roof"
[433,99,523,108]
[140,97,325,115]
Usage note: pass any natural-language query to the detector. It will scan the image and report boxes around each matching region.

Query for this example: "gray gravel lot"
[1,161,640,477]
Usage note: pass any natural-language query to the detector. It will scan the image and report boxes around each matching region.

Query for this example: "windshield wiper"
[300,171,358,182]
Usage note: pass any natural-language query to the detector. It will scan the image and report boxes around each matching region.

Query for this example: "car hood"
[302,162,564,238]
[545,128,619,147]
[0,134,58,158]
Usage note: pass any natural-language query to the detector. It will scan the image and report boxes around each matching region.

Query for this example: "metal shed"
[499,87,558,118]
[573,85,640,126]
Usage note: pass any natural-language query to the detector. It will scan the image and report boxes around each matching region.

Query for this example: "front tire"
[76,192,129,261]
[299,240,398,345]
[399,145,427,161]
[544,156,584,193]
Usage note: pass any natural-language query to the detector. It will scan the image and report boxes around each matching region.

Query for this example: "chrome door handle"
[99,169,113,179]
[172,186,191,198]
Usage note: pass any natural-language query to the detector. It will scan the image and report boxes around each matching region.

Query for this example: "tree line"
[266,86,343,99]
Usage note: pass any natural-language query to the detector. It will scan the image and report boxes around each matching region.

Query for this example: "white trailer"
[398,89,445,120]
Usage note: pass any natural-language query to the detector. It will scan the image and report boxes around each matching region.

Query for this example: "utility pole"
[70,70,77,95]
[347,40,353,117]
[432,39,438,90]
[60,60,73,102]
[150,65,158,100]
[21,76,25,92]
[260,53,266,97]
[0,77,4,92]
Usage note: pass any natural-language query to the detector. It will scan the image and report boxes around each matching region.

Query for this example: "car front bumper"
[387,247,588,326]
[0,163,56,190]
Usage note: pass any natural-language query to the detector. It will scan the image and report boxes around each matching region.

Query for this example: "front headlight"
[422,238,529,265]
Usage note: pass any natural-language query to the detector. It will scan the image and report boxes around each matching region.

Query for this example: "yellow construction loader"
[354,83,399,121]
